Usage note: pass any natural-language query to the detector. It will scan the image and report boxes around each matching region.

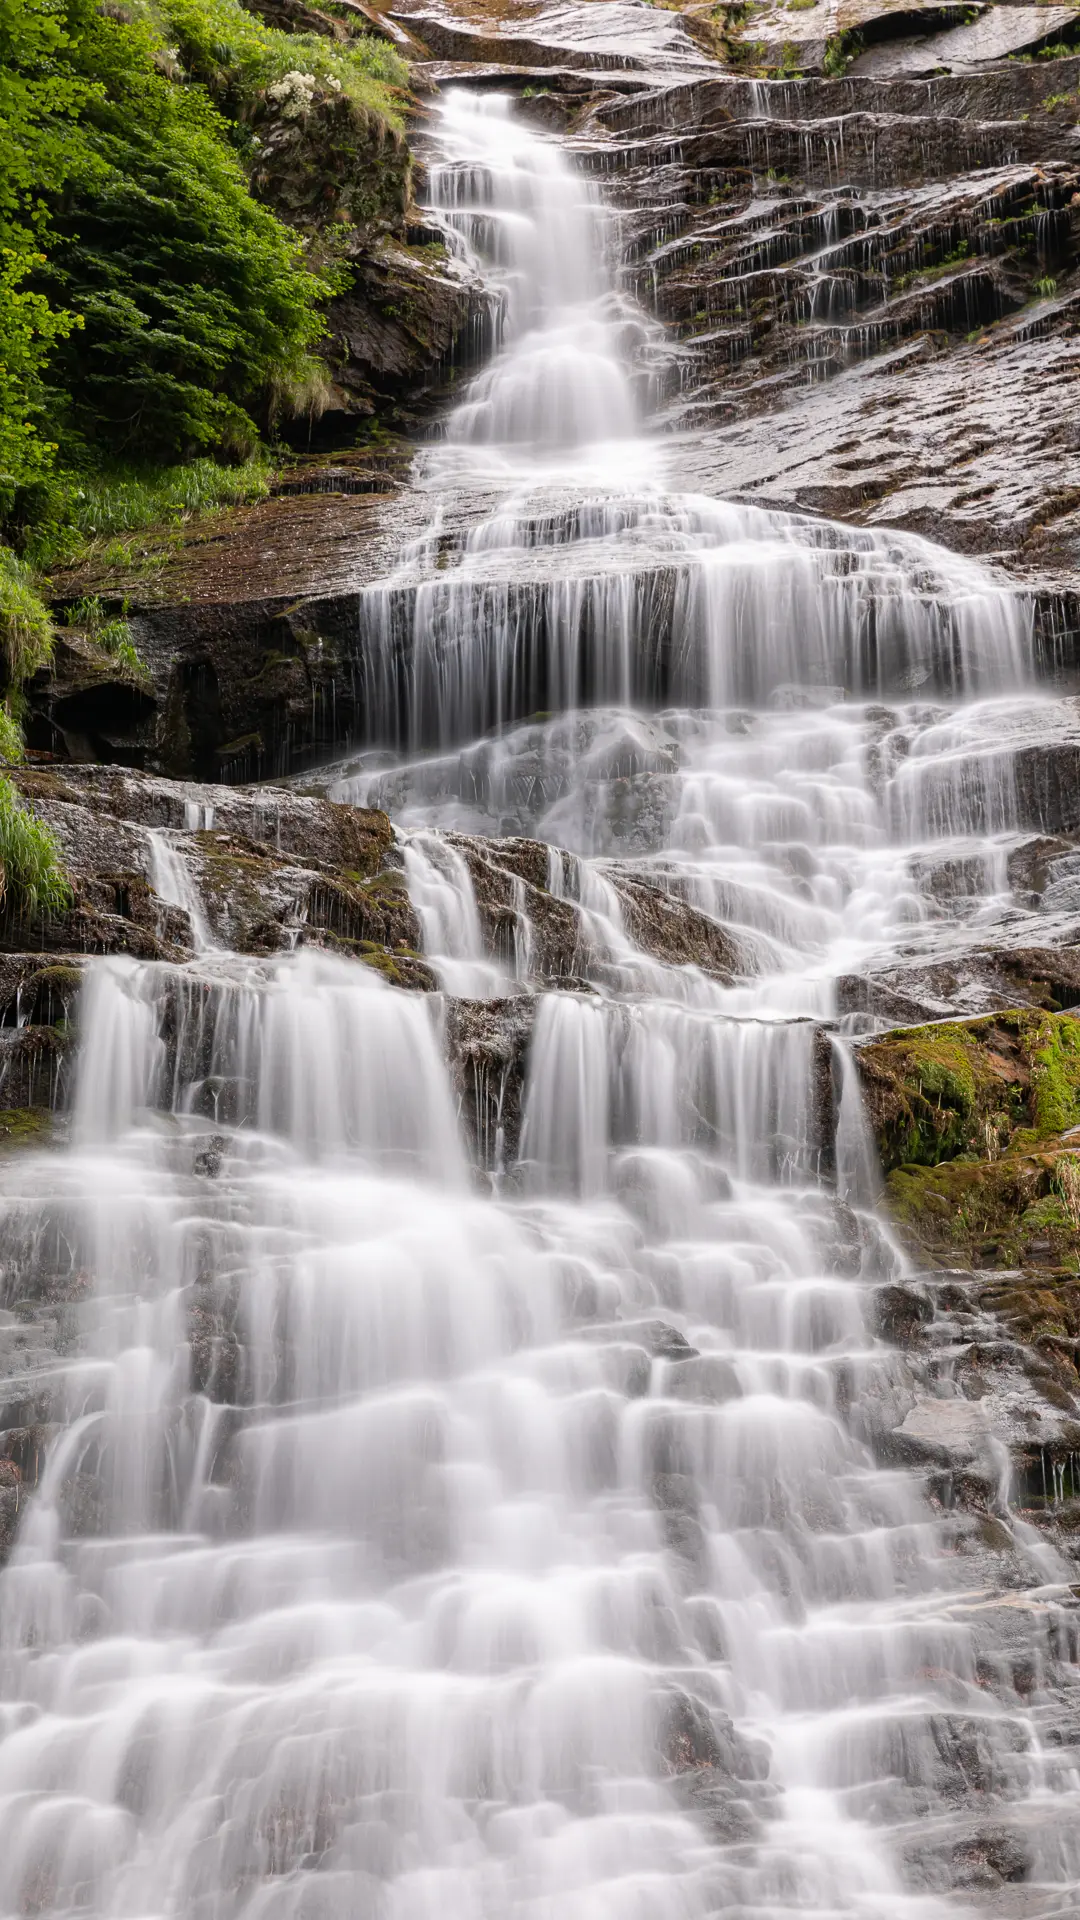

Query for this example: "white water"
[0,87,1078,1920]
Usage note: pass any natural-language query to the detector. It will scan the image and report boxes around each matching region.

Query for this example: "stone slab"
[850,2,1080,73]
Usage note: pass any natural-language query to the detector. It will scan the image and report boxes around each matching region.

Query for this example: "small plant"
[63,596,151,681]
[768,41,803,75]
[823,29,860,75]
[0,779,71,921]
[0,707,24,764]
[1032,273,1059,296]
[0,551,54,688]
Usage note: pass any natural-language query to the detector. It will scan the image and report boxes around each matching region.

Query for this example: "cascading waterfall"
[1,84,1079,1920]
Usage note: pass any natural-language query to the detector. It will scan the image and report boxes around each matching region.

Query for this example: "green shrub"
[1,0,353,506]
[0,774,70,917]
[42,4,333,462]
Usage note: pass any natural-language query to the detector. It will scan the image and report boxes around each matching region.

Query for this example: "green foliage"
[0,772,70,917]
[0,544,52,684]
[0,0,407,540]
[0,248,77,510]
[36,0,333,462]
[63,591,149,678]
[768,41,802,76]
[0,702,23,761]
[31,453,270,566]
[1033,273,1059,297]
[822,29,860,75]
[157,0,407,126]
[861,1010,1080,1177]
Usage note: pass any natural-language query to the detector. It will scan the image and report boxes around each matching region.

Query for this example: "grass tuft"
[0,549,54,686]
[0,777,71,920]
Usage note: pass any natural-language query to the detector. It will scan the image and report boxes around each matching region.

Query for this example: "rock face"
[0,764,758,1169]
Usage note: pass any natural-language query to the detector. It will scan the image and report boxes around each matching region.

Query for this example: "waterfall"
[1,82,1077,1920]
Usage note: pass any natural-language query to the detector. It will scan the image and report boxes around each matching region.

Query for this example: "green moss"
[1031,1015,1080,1134]
[0,1108,54,1148]
[885,1146,1080,1268]
[860,1010,1080,1175]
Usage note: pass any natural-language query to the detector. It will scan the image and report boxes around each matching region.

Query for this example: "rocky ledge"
[0,763,749,1161]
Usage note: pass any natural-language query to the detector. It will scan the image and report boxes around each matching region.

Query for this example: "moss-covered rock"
[858,1010,1080,1175]
[0,1109,54,1150]
[857,1009,1080,1266]
[885,1146,1080,1269]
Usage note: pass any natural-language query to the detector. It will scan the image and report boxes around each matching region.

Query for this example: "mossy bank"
[858,1010,1080,1267]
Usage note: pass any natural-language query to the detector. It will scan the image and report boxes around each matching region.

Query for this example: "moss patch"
[0,1109,54,1150]
[858,1010,1080,1175]
[885,1147,1080,1267]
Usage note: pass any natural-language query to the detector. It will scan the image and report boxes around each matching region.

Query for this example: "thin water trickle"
[0,84,1078,1920]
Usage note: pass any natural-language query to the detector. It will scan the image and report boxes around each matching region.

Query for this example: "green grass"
[62,594,150,680]
[30,455,273,568]
[0,777,71,919]
[0,549,54,687]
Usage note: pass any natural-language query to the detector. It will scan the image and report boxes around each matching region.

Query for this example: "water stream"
[1,87,1078,1920]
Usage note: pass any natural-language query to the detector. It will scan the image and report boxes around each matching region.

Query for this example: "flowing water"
[2,88,1080,1920]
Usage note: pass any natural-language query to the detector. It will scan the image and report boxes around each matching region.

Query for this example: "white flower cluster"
[266,70,317,117]
[266,70,344,117]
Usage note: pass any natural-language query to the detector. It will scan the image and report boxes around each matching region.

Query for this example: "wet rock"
[852,5,1080,76]
[899,1814,1033,1893]
[443,995,536,1168]
[321,236,484,432]
[608,873,740,978]
[403,3,712,75]
[0,1035,72,1114]
[581,1318,700,1360]
[1,764,430,985]
[449,832,741,982]
[871,1280,933,1346]
[663,1354,743,1402]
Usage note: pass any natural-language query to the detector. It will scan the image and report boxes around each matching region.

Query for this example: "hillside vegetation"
[0,0,410,746]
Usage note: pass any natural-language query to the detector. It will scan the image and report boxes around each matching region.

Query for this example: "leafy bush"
[0,773,71,918]
[1,0,404,512]
[39,0,334,461]
[0,249,77,512]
